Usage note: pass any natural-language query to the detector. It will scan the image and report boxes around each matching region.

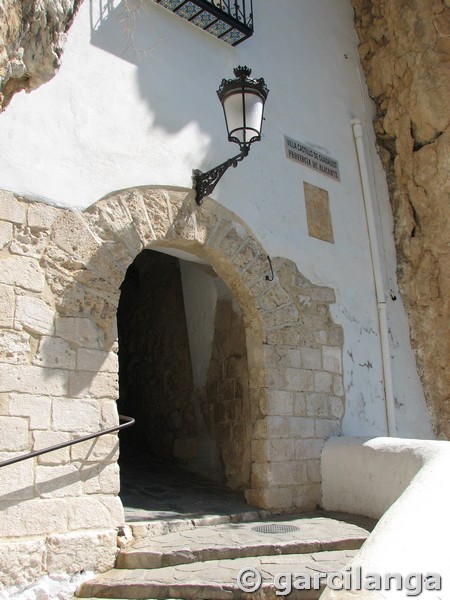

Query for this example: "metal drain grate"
[252,524,300,534]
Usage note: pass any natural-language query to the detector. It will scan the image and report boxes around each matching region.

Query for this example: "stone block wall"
[205,295,251,490]
[0,191,121,591]
[245,258,344,511]
[0,185,345,591]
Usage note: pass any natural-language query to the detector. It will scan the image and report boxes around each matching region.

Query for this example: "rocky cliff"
[0,0,82,110]
[351,0,450,438]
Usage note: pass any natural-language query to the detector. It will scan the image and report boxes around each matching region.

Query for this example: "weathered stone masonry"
[0,191,121,589]
[0,0,84,111]
[351,0,450,439]
[0,186,344,588]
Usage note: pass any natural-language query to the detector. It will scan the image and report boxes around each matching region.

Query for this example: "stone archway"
[116,246,254,492]
[44,185,345,511]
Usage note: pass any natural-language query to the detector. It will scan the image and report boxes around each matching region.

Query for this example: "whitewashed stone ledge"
[320,437,450,598]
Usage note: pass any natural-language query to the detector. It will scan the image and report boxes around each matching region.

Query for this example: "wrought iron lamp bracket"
[192,144,250,205]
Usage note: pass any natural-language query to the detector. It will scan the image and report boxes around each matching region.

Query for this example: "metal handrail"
[0,414,135,469]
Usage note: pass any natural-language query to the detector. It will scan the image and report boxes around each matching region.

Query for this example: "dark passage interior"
[117,248,253,517]
[117,250,195,460]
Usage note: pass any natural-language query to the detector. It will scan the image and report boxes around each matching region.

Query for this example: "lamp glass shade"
[223,91,265,145]
[218,67,269,148]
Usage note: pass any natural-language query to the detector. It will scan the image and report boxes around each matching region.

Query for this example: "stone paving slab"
[118,515,371,569]
[78,550,358,599]
[120,456,257,523]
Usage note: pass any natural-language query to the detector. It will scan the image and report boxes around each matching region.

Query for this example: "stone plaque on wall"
[303,182,334,243]
[285,136,340,181]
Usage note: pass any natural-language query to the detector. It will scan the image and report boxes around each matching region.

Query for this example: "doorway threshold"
[119,452,258,524]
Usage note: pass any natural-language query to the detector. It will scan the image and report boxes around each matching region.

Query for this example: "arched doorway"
[117,247,252,492]
[45,185,344,512]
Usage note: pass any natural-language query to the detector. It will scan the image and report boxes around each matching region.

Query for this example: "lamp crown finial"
[234,66,252,79]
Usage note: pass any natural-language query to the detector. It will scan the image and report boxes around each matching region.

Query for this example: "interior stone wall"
[0,0,83,111]
[205,295,251,491]
[351,0,450,438]
[117,250,195,459]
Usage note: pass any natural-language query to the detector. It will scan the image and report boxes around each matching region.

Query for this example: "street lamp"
[193,66,269,205]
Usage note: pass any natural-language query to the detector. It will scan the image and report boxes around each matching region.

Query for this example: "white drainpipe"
[352,119,396,436]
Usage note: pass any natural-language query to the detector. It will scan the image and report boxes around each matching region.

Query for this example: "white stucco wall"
[180,259,219,389]
[180,258,240,388]
[0,0,433,438]
[321,437,450,598]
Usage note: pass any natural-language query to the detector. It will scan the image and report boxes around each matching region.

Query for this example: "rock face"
[351,0,450,439]
[0,0,83,110]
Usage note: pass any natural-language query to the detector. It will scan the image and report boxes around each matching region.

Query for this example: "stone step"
[128,510,268,542]
[77,549,358,599]
[117,514,370,569]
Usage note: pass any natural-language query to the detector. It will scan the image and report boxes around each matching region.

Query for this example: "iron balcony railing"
[206,0,253,27]
[0,415,135,469]
[154,0,254,46]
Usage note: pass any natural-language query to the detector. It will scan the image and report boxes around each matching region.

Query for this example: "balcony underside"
[153,0,254,46]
